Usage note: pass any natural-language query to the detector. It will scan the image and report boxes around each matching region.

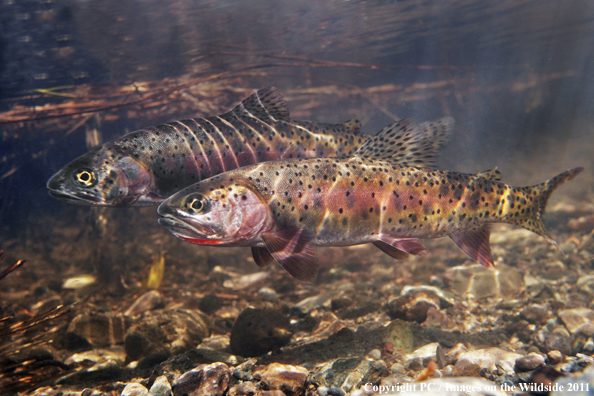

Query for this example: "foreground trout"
[162,117,594,283]
[159,118,583,282]
[47,87,364,206]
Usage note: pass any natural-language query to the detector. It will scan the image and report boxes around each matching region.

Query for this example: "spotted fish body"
[47,87,364,206]
[158,117,583,282]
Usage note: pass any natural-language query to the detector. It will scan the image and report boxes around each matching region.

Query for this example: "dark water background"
[1,0,593,242]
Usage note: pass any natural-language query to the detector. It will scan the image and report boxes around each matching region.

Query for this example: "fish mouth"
[157,216,225,245]
[47,189,105,206]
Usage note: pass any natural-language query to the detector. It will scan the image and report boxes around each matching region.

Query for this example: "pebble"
[453,347,522,376]
[386,289,440,323]
[367,349,382,360]
[65,348,126,367]
[258,287,279,301]
[227,381,257,396]
[230,308,292,357]
[558,308,594,334]
[534,327,573,356]
[125,309,210,362]
[253,363,309,394]
[148,375,171,396]
[124,291,163,317]
[520,304,549,325]
[121,383,148,396]
[172,362,230,396]
[404,342,440,364]
[547,350,566,365]
[382,320,414,353]
[223,271,269,290]
[317,386,346,396]
[515,353,545,372]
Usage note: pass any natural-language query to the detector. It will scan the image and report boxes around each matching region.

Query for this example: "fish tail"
[514,167,584,244]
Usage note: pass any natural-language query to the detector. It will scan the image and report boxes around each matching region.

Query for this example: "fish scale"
[158,116,583,283]
[47,87,364,206]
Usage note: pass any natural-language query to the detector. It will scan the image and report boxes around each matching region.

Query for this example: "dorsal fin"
[233,86,290,122]
[353,117,454,168]
[477,167,502,181]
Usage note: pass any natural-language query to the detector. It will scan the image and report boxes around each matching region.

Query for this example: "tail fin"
[515,167,584,244]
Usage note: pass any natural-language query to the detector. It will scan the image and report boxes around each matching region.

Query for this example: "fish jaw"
[157,181,272,246]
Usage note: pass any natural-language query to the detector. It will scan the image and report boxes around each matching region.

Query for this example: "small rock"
[258,287,278,301]
[294,293,333,312]
[547,350,566,365]
[65,348,126,367]
[367,349,382,360]
[404,342,440,365]
[124,291,164,316]
[253,363,309,394]
[331,297,354,311]
[125,309,210,362]
[148,375,172,396]
[382,320,414,353]
[223,271,269,290]
[534,327,573,356]
[453,347,522,376]
[386,289,440,323]
[121,383,148,396]
[520,304,549,325]
[172,362,230,396]
[515,353,545,372]
[558,308,594,334]
[230,308,292,357]
[198,294,223,315]
[227,381,257,396]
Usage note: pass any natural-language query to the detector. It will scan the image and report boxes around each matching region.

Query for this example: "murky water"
[1,1,593,394]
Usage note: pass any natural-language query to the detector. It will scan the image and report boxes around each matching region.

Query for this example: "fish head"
[157,180,270,246]
[47,146,153,206]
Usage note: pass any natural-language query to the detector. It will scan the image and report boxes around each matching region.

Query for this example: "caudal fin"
[514,167,584,244]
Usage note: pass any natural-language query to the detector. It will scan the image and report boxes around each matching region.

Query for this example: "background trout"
[47,87,363,206]
[157,117,592,284]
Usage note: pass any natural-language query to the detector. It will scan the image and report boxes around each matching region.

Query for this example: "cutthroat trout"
[158,118,582,282]
[47,87,364,206]
[168,117,590,283]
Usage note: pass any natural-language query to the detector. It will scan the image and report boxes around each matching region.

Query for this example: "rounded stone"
[230,308,292,357]
[367,349,382,360]
[515,354,545,372]
[546,350,565,365]
[121,383,148,396]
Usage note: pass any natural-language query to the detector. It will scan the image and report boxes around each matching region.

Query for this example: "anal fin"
[449,225,494,268]
[373,237,428,260]
[251,246,275,267]
[262,227,318,283]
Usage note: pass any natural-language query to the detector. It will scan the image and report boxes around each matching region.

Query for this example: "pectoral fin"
[251,247,275,267]
[449,225,494,268]
[262,228,318,283]
[373,237,428,259]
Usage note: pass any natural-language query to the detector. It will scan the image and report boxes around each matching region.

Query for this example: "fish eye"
[73,168,97,187]
[186,194,209,214]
